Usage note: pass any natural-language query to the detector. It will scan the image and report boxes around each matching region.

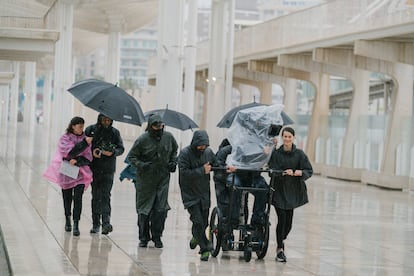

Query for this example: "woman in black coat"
[268,127,313,263]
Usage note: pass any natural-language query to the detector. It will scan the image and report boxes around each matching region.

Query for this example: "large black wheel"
[255,215,270,259]
[209,207,222,257]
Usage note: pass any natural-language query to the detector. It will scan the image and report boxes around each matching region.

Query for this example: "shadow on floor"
[0,225,12,276]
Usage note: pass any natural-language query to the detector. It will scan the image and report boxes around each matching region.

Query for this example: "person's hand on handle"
[203,162,212,174]
[282,169,294,176]
[101,150,113,157]
[294,170,302,176]
[226,165,237,173]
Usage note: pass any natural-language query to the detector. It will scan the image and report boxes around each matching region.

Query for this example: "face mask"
[153,128,163,138]
[196,145,207,154]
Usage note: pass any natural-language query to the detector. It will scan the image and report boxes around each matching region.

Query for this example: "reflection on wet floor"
[1,124,414,275]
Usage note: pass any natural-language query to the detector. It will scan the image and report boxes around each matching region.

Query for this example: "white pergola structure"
[1,0,159,140]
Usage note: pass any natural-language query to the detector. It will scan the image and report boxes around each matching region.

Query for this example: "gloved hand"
[168,162,177,173]
[142,161,153,170]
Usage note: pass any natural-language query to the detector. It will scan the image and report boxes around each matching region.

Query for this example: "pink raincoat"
[43,132,93,190]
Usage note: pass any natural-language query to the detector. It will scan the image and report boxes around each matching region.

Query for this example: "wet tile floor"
[1,124,414,275]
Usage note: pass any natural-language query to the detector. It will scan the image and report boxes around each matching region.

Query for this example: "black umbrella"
[68,79,145,126]
[217,102,294,128]
[144,107,198,131]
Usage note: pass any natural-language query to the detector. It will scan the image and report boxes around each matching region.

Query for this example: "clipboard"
[60,161,80,179]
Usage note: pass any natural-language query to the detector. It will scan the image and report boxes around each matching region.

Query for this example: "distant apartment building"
[120,24,157,90]
[258,0,323,21]
[75,48,106,81]
[75,23,157,91]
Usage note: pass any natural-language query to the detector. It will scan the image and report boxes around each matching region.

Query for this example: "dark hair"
[66,116,85,134]
[281,126,295,137]
[218,138,230,149]
[268,124,282,137]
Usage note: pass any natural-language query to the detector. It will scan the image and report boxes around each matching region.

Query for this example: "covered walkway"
[1,123,414,275]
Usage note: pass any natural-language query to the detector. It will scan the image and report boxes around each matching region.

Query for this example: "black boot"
[73,220,80,236]
[65,216,72,232]
[90,213,100,234]
[102,214,113,235]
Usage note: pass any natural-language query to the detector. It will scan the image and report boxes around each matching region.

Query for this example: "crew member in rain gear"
[85,113,124,235]
[128,114,178,248]
[213,138,232,220]
[178,130,220,261]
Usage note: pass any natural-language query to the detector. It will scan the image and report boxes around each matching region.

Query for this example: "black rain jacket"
[178,130,218,209]
[268,144,313,209]
[128,115,178,215]
[85,114,124,173]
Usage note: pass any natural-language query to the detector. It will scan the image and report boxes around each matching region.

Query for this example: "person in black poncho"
[128,114,178,249]
[178,130,219,261]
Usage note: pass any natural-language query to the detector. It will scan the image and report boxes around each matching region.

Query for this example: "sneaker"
[139,240,148,247]
[200,251,209,261]
[154,240,163,248]
[89,225,100,234]
[189,237,198,249]
[101,224,113,235]
[276,250,287,262]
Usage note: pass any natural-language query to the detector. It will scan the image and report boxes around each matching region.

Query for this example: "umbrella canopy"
[217,102,294,128]
[144,108,198,131]
[68,79,145,126]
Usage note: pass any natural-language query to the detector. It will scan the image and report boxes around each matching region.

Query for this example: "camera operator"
[85,113,124,235]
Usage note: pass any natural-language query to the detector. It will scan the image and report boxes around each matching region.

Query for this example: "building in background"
[76,48,106,81]
[74,0,324,114]
[258,0,323,21]
[119,23,158,92]
[75,23,157,95]
[195,0,323,113]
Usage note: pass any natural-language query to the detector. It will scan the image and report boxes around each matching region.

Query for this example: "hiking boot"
[90,225,100,234]
[139,240,148,247]
[154,239,163,248]
[189,237,198,249]
[276,250,287,262]
[200,251,209,261]
[101,224,113,235]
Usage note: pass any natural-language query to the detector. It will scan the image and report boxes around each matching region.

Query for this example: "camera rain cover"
[226,104,284,169]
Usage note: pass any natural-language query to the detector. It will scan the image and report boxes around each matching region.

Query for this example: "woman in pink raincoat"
[43,116,93,236]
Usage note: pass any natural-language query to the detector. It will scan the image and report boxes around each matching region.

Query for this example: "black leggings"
[62,184,85,221]
[274,207,294,249]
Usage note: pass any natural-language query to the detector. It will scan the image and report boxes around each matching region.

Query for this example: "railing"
[195,0,414,67]
[297,114,414,178]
